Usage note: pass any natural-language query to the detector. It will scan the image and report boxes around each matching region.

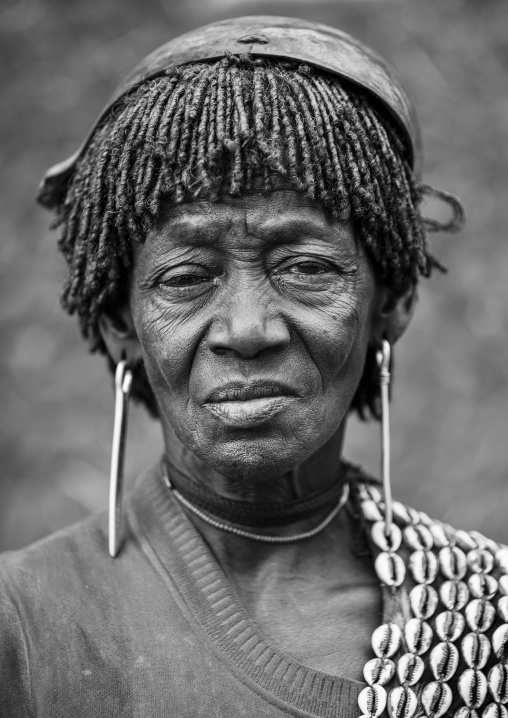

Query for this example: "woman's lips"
[206,396,295,425]
[206,382,297,403]
[204,382,298,426]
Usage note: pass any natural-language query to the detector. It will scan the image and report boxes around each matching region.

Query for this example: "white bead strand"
[390,509,433,718]
[483,549,508,718]
[360,623,401,717]
[425,543,463,718]
[459,535,497,717]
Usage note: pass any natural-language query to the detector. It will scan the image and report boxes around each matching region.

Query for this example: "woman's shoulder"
[353,477,507,558]
[0,510,108,604]
[0,512,111,716]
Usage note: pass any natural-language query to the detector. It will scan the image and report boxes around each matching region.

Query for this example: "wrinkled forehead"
[145,190,360,257]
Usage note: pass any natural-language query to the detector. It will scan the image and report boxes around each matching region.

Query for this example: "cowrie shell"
[488,663,508,703]
[470,531,499,554]
[461,632,491,669]
[406,506,421,525]
[442,522,456,538]
[492,624,508,660]
[468,549,495,574]
[361,500,384,522]
[455,529,479,552]
[363,657,395,686]
[482,704,508,718]
[469,531,487,549]
[409,584,438,620]
[429,523,450,549]
[388,685,418,718]
[371,521,402,552]
[404,617,433,656]
[440,580,469,611]
[419,511,433,527]
[430,641,459,681]
[366,485,383,503]
[358,684,387,716]
[435,610,465,642]
[392,501,411,525]
[397,653,425,686]
[409,550,438,584]
[497,596,508,623]
[404,524,434,551]
[375,552,406,587]
[421,680,452,718]
[439,546,467,580]
[372,623,402,658]
[458,668,488,708]
[497,548,508,575]
[465,599,496,633]
[499,575,508,596]
[468,573,498,600]
[356,484,369,500]
[454,709,479,718]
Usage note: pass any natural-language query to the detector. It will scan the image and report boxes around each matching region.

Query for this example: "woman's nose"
[206,289,291,359]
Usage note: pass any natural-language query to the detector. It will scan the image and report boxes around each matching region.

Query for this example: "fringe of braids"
[54,55,464,419]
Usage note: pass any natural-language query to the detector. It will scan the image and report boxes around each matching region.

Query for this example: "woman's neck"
[161,421,347,509]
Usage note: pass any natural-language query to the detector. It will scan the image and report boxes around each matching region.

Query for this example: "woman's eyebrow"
[153,214,231,246]
[152,210,349,248]
[251,216,348,245]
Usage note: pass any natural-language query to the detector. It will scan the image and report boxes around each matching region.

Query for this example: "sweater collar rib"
[127,464,370,718]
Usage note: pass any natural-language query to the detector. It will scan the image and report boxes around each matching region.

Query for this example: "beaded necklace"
[162,462,351,544]
[161,460,508,717]
[354,480,508,718]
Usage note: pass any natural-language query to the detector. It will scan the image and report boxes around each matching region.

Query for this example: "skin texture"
[100,189,415,679]
[103,190,410,499]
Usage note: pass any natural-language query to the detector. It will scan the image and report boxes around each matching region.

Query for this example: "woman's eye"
[273,257,344,293]
[286,261,330,275]
[163,274,209,287]
[158,266,214,293]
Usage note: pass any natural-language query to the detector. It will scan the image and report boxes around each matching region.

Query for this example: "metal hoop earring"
[109,360,133,558]
[376,339,392,537]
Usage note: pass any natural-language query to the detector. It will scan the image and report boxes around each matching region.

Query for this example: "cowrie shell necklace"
[355,481,508,718]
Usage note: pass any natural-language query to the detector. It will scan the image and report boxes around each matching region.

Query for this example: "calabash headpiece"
[37,15,421,209]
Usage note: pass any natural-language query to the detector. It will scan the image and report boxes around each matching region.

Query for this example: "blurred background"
[1,0,507,551]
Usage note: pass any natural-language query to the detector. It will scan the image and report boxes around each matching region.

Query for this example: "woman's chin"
[189,433,320,484]
[165,400,339,483]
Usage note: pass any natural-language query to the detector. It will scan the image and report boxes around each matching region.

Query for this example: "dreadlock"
[53,55,464,419]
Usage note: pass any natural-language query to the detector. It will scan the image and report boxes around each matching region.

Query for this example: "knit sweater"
[0,466,367,717]
[3,466,506,717]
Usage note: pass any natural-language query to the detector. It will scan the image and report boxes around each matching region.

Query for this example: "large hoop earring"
[376,339,393,537]
[109,360,133,558]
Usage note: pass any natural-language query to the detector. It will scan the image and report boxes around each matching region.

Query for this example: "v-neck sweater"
[0,465,379,717]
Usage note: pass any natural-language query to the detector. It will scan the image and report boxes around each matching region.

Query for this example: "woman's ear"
[370,282,418,347]
[98,304,143,365]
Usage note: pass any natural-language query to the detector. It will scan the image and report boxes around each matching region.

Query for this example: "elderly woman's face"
[129,190,379,480]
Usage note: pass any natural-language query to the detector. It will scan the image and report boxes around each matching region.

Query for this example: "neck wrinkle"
[163,457,351,529]
[162,421,347,508]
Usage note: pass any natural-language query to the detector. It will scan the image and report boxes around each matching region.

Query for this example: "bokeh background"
[1,0,507,551]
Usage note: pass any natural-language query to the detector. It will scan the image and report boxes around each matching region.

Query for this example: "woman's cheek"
[294,292,366,385]
[132,296,199,394]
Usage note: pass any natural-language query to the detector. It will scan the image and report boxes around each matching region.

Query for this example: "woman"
[1,15,507,718]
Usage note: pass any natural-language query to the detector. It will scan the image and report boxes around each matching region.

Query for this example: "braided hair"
[52,54,463,419]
